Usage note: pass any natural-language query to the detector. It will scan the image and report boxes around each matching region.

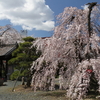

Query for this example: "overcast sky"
[0,0,100,37]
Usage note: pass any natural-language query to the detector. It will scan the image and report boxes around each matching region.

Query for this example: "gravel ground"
[0,81,98,100]
[0,80,66,100]
[0,80,21,92]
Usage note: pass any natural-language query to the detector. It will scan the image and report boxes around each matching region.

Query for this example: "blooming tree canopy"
[0,25,22,44]
[31,2,100,100]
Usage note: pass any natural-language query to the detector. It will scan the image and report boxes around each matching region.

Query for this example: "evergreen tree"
[8,36,41,87]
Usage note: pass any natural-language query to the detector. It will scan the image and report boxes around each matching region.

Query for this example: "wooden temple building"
[0,43,18,80]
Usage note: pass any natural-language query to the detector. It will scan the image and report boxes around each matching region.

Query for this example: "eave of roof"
[0,43,18,57]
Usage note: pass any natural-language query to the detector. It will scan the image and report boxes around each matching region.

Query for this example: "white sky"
[0,0,55,31]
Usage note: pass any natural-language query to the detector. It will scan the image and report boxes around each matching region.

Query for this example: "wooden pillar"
[5,60,8,80]
[0,60,2,77]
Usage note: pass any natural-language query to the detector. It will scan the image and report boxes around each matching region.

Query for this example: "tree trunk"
[87,2,97,37]
[87,2,97,59]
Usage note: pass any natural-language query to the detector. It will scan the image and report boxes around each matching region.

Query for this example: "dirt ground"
[0,80,66,100]
[0,80,99,100]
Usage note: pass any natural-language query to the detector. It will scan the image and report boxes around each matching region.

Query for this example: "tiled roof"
[0,43,18,56]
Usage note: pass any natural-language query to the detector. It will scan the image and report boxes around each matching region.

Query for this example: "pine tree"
[9,36,41,87]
